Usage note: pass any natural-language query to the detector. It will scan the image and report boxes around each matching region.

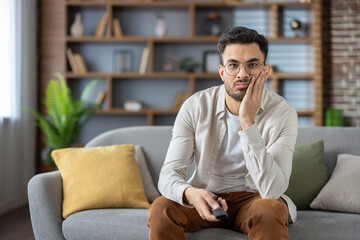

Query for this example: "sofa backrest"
[85,126,360,186]
[297,127,360,178]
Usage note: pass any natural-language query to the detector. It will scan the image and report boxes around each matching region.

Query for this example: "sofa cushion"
[62,209,360,240]
[285,140,328,210]
[63,209,149,240]
[52,144,149,218]
[311,154,360,214]
[134,145,160,202]
[62,209,248,240]
[289,210,360,240]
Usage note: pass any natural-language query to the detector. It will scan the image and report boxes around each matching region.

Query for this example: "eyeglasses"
[224,61,264,76]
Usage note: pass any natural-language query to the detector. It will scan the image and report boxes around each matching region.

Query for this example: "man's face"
[219,43,267,102]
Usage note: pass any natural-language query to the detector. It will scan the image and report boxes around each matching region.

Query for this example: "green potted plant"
[179,56,200,73]
[25,72,100,167]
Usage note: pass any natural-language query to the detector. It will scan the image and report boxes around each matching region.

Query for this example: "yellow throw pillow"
[52,144,149,218]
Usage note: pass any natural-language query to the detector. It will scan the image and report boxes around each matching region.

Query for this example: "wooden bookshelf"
[41,0,323,127]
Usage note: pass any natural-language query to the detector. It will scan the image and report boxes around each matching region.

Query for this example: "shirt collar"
[216,84,266,116]
[216,85,226,117]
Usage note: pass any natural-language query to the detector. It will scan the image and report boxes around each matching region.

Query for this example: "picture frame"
[203,51,221,73]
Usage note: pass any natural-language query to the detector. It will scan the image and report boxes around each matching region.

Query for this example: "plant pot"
[40,162,57,173]
[41,146,56,167]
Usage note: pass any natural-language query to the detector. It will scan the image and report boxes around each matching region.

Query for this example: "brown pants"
[147,192,289,240]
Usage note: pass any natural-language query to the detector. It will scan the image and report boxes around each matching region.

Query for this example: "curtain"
[0,0,37,215]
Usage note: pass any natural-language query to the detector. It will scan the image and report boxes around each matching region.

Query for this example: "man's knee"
[148,196,185,227]
[245,198,289,240]
[148,196,173,221]
[250,198,288,223]
[148,196,187,240]
[148,196,171,217]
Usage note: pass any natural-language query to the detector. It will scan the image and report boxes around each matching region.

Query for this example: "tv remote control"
[210,196,228,220]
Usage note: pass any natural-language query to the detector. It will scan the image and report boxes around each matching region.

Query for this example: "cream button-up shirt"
[158,85,298,222]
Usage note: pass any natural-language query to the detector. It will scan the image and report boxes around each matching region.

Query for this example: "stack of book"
[124,100,142,111]
[95,13,123,38]
[66,48,88,74]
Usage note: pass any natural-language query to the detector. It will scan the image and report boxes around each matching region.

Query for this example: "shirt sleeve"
[158,99,195,206]
[239,109,298,199]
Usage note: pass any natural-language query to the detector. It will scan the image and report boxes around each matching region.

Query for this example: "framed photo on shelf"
[203,51,221,73]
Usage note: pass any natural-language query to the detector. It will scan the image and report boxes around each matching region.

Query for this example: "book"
[73,54,88,73]
[172,91,189,110]
[139,47,150,74]
[106,17,112,38]
[95,12,109,37]
[113,18,123,38]
[95,90,107,107]
[95,17,103,37]
[66,48,80,73]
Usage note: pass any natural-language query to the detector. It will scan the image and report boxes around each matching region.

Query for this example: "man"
[147,26,298,240]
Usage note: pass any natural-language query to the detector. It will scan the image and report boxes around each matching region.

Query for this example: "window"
[0,0,16,118]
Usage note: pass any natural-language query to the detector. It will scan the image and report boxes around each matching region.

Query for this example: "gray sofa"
[28,126,360,240]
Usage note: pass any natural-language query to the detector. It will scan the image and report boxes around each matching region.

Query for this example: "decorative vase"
[113,50,134,73]
[70,13,85,37]
[155,18,167,37]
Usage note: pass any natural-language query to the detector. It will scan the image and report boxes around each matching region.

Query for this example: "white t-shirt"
[206,107,247,193]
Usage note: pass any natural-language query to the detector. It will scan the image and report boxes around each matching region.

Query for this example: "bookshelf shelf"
[94,109,318,118]
[65,72,316,80]
[66,1,313,7]
[96,108,178,115]
[66,72,220,78]
[66,36,314,43]
[95,109,318,117]
[297,110,315,116]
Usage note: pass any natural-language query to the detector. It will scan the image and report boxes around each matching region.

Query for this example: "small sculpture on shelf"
[162,52,180,72]
[290,19,302,38]
[70,13,85,37]
[202,12,223,36]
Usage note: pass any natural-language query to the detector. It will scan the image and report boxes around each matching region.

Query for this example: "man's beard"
[225,79,249,102]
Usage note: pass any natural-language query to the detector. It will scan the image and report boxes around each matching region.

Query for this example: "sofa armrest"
[28,171,65,240]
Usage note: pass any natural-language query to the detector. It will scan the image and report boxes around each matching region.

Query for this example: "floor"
[0,205,35,240]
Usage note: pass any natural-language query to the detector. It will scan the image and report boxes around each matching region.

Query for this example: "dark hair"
[217,26,268,64]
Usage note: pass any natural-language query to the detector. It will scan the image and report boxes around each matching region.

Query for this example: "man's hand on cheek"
[239,69,268,130]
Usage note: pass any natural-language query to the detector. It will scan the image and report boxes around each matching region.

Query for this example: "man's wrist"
[240,119,254,130]
[183,187,192,205]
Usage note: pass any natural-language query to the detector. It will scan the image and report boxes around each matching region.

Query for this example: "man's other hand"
[184,187,228,222]
[239,67,269,130]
